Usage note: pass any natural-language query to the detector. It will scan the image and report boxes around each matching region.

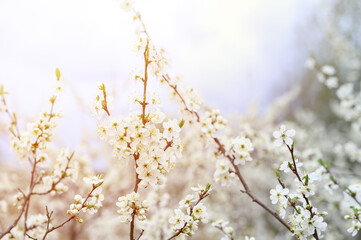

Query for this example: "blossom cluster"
[306,58,339,89]
[196,108,255,186]
[309,58,361,126]
[214,156,237,186]
[305,43,361,238]
[40,149,79,195]
[3,214,53,240]
[228,136,254,165]
[212,133,254,186]
[344,183,361,236]
[9,79,64,160]
[26,214,50,239]
[10,110,60,159]
[273,124,296,147]
[67,175,105,222]
[116,192,149,223]
[182,88,204,112]
[2,227,23,240]
[97,106,182,188]
[200,109,227,137]
[271,125,328,239]
[169,184,211,237]
[0,69,102,240]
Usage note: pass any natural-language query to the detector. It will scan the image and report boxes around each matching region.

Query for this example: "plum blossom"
[273,125,296,146]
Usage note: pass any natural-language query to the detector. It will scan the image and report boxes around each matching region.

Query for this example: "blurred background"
[0,0,340,146]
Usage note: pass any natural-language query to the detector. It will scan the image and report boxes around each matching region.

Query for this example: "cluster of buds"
[25,214,49,239]
[272,126,328,239]
[92,82,112,118]
[200,109,227,136]
[67,175,104,223]
[40,149,78,195]
[169,184,211,237]
[116,192,149,223]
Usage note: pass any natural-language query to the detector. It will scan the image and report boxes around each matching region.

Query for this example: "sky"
[0,0,326,147]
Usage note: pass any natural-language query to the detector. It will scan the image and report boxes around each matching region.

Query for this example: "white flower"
[296,182,315,197]
[169,209,186,229]
[312,215,327,233]
[321,65,336,76]
[270,184,289,219]
[273,125,296,146]
[183,87,203,111]
[279,161,291,173]
[150,109,166,123]
[305,57,315,69]
[200,109,227,136]
[26,214,48,229]
[191,184,211,195]
[74,194,83,203]
[231,136,253,157]
[324,180,338,195]
[270,184,289,205]
[280,159,303,173]
[192,203,207,222]
[325,77,338,89]
[344,183,361,207]
[308,167,323,183]
[336,83,353,100]
[83,175,104,187]
[179,194,194,208]
[347,220,361,237]
[214,159,236,186]
[82,187,104,215]
[162,119,181,141]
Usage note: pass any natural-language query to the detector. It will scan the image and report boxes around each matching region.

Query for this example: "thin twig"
[214,226,234,240]
[0,98,59,238]
[41,186,98,240]
[32,153,75,196]
[1,94,21,139]
[129,33,151,240]
[285,144,319,240]
[322,163,361,207]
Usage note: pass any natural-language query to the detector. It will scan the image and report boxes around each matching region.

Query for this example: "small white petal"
[279,125,286,132]
[274,139,283,146]
[321,65,336,75]
[281,188,289,195]
[273,131,281,138]
[286,129,296,137]
[285,138,293,146]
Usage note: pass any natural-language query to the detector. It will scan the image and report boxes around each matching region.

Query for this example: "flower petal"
[285,138,293,146]
[274,138,283,146]
[286,129,296,137]
[273,131,281,138]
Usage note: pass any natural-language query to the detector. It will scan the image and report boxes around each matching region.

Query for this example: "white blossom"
[273,125,296,146]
